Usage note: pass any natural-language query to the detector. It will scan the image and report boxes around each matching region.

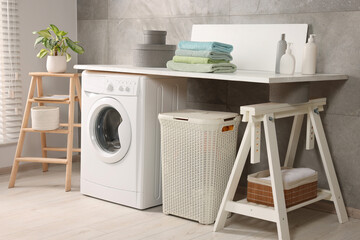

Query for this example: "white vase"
[46,56,67,73]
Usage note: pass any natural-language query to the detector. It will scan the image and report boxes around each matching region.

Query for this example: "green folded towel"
[178,41,233,53]
[167,60,237,73]
[175,49,233,61]
[173,56,229,64]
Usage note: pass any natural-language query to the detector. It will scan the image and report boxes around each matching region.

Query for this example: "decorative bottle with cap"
[280,43,296,75]
[275,33,287,73]
[301,34,317,75]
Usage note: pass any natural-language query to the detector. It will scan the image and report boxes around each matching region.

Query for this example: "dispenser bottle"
[280,43,295,75]
[275,33,287,73]
[301,34,317,75]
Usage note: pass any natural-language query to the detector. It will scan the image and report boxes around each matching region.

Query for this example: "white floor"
[1,161,360,240]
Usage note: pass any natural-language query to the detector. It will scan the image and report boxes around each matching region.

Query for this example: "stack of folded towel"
[166,41,237,73]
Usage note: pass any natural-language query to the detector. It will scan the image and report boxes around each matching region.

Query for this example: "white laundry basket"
[158,109,241,224]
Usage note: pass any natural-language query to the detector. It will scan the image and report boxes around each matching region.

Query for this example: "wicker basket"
[158,109,241,224]
[247,168,318,207]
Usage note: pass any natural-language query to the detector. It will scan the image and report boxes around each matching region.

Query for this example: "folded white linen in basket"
[248,168,318,190]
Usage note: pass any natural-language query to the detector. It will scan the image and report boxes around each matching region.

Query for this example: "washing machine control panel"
[84,74,139,96]
[113,80,137,95]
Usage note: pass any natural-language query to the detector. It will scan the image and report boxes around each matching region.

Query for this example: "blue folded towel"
[178,41,233,53]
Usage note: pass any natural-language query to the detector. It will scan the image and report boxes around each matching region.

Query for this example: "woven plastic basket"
[159,109,241,224]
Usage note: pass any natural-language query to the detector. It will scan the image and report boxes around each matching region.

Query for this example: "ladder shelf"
[8,72,82,192]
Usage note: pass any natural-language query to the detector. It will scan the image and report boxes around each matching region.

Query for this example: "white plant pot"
[46,56,67,73]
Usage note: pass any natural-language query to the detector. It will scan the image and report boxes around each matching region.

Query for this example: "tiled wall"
[78,0,360,209]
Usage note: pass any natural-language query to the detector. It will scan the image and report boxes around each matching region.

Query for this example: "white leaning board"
[191,24,308,72]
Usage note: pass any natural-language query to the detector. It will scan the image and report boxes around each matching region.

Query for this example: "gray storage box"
[133,44,176,68]
[133,30,176,68]
[144,30,167,44]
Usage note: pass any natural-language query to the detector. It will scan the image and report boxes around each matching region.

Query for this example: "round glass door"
[95,107,122,153]
[88,98,131,164]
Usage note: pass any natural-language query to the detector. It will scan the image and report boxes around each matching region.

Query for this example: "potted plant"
[33,24,84,73]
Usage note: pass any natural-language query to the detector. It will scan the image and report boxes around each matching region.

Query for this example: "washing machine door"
[88,97,131,163]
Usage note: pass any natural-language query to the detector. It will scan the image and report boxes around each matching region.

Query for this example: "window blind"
[0,0,21,144]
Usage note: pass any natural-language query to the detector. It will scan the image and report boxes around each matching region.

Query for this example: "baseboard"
[236,186,360,220]
[0,162,40,175]
[0,155,81,176]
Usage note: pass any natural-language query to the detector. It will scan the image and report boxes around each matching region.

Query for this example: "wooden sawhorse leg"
[214,124,251,231]
[309,107,348,223]
[284,114,304,168]
[264,114,290,239]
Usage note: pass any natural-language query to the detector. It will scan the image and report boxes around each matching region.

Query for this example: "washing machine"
[81,70,187,209]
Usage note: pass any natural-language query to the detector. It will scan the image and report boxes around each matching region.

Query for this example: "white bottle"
[275,33,287,73]
[280,43,295,75]
[302,34,317,75]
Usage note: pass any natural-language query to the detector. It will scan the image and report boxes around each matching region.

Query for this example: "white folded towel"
[248,168,318,190]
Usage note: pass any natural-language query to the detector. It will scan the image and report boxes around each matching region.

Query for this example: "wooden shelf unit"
[8,72,81,192]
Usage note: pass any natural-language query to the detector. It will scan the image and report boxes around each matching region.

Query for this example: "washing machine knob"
[107,84,114,91]
[119,86,124,91]
[125,87,130,92]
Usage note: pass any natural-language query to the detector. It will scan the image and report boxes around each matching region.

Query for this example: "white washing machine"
[81,70,187,209]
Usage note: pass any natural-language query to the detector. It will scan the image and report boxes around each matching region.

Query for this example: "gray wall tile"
[195,0,230,16]
[310,78,360,116]
[227,82,269,106]
[108,0,230,19]
[186,102,227,111]
[78,0,108,20]
[108,0,197,19]
[230,0,360,15]
[78,20,108,64]
[187,78,228,104]
[167,16,230,42]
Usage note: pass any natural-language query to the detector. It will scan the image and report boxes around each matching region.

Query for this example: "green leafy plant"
[33,24,84,62]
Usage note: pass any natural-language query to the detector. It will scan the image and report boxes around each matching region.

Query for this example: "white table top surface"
[74,65,348,84]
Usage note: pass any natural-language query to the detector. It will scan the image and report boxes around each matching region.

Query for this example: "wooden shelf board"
[60,123,81,128]
[228,189,332,219]
[29,96,79,104]
[16,157,68,164]
[29,99,69,104]
[225,198,276,222]
[22,128,69,134]
[287,189,332,212]
[29,72,81,78]
[44,147,81,153]
[33,95,69,101]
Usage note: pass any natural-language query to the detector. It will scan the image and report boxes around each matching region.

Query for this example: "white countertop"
[74,65,348,84]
